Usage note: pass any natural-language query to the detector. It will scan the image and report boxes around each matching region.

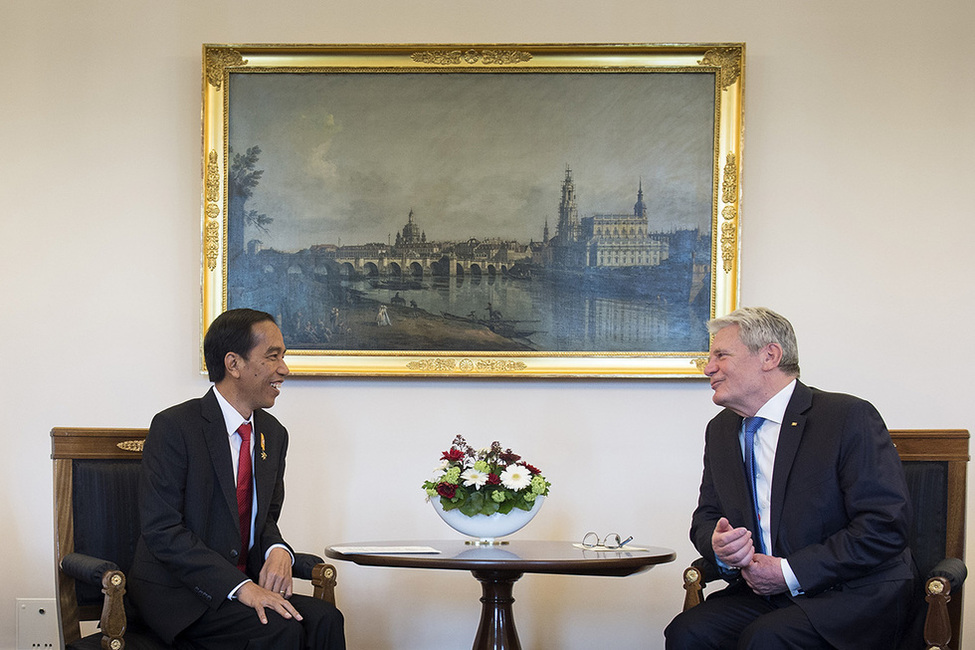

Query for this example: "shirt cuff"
[713,555,741,577]
[265,544,294,564]
[229,578,252,600]
[781,558,804,596]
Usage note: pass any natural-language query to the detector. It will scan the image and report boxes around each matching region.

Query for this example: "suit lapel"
[769,381,812,551]
[201,388,239,519]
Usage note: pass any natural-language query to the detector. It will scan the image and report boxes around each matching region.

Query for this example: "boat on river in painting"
[441,310,540,341]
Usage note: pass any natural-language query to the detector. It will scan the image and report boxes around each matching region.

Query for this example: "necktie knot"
[237,422,252,443]
[744,416,765,437]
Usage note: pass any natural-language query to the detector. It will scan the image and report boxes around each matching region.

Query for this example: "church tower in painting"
[546,166,588,268]
[555,166,581,245]
[633,178,647,219]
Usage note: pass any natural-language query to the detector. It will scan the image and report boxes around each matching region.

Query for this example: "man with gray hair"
[665,307,914,649]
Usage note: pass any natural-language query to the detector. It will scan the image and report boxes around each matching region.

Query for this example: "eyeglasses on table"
[582,531,634,549]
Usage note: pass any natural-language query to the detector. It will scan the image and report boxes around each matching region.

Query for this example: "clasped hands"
[236,547,303,624]
[712,517,787,596]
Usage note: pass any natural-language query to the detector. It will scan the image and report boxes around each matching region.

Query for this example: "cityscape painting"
[202,44,744,377]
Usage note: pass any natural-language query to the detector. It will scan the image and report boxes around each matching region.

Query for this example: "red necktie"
[236,422,253,571]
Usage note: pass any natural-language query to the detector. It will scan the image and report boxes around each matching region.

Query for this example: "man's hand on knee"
[237,581,304,624]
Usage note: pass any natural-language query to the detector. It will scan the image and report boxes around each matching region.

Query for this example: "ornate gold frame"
[202,43,744,378]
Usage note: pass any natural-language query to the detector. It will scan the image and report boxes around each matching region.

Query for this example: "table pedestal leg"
[471,569,524,650]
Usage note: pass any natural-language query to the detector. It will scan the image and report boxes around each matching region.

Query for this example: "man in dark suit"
[665,307,914,649]
[129,308,345,649]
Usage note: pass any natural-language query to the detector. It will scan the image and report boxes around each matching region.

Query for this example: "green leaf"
[459,491,484,516]
[440,497,461,512]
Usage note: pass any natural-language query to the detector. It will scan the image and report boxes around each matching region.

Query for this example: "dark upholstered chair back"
[891,429,968,648]
[52,428,157,648]
[71,459,142,605]
[904,461,950,578]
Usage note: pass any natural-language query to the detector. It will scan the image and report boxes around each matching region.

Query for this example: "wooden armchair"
[680,429,969,650]
[52,427,339,650]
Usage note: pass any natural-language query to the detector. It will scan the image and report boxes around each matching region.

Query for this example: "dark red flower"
[436,483,457,499]
[441,448,464,462]
[524,463,541,475]
[499,452,521,463]
[487,473,502,485]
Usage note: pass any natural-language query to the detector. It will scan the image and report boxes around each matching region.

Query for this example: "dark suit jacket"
[690,381,914,649]
[129,388,293,644]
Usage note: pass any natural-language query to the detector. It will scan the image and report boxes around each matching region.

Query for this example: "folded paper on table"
[331,546,441,555]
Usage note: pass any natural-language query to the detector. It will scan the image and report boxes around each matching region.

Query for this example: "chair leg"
[681,566,704,611]
[311,563,338,606]
[923,576,953,649]
[99,569,127,649]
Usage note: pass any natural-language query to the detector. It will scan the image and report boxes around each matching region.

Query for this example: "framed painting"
[201,43,744,377]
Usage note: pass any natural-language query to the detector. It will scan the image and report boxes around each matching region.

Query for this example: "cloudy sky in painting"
[228,71,715,252]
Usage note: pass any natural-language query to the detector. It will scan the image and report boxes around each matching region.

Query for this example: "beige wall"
[3,1,973,648]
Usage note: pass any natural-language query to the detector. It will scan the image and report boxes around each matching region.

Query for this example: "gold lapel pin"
[260,433,267,460]
[791,422,798,427]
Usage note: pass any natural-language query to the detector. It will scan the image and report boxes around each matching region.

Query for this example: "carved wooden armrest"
[99,569,127,650]
[681,566,704,611]
[681,557,722,611]
[311,563,338,605]
[293,551,337,605]
[924,575,952,650]
[924,558,967,650]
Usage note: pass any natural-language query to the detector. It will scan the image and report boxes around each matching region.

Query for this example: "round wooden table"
[325,540,676,649]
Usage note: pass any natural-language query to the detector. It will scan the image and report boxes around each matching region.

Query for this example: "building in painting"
[394,208,427,248]
[580,180,669,268]
[543,167,670,270]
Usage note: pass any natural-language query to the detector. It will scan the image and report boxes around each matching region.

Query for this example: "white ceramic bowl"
[431,496,544,542]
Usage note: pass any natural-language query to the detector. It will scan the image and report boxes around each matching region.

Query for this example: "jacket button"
[230,549,239,558]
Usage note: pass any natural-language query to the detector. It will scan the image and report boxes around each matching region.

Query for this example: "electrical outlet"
[16,598,58,650]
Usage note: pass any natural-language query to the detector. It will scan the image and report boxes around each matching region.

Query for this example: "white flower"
[500,465,531,491]
[431,460,449,478]
[461,468,489,488]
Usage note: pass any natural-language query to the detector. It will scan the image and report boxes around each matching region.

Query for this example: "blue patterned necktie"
[743,416,766,554]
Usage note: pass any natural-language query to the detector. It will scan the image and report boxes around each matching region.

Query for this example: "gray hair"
[708,307,801,377]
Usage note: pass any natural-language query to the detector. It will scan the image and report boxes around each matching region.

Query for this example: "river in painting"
[230,262,710,353]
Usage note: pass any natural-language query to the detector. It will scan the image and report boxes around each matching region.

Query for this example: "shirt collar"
[213,385,253,439]
[754,379,798,426]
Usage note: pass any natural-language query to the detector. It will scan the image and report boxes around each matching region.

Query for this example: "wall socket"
[16,598,58,650]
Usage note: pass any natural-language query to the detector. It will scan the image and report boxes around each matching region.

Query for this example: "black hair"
[203,308,276,383]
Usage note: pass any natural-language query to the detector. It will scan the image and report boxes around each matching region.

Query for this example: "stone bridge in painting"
[253,250,514,281]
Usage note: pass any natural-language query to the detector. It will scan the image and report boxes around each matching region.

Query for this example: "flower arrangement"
[423,435,551,517]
